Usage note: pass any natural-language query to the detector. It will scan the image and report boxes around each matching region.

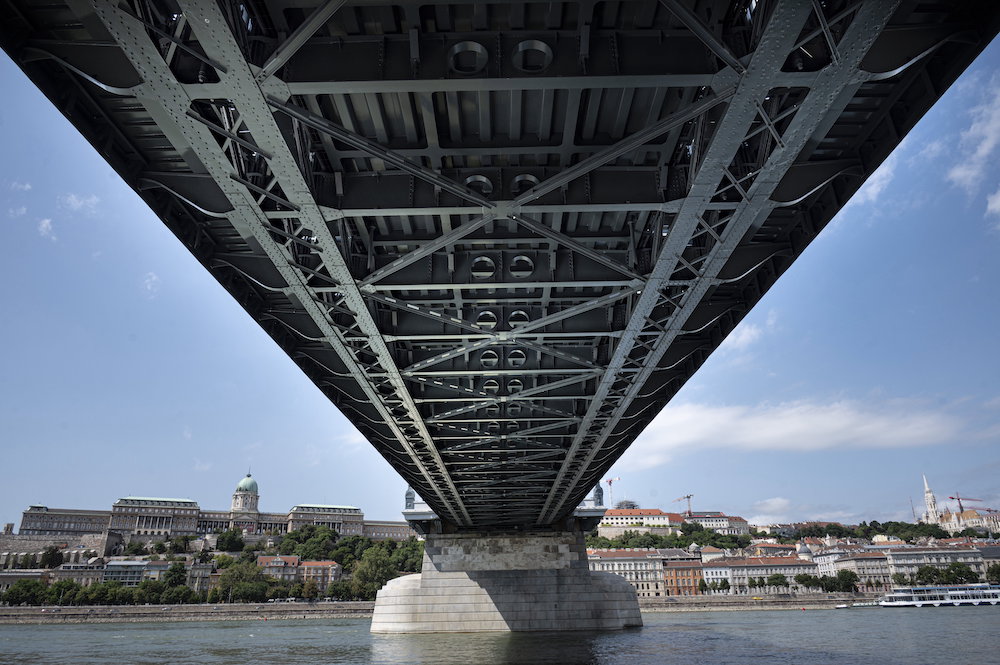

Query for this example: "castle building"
[17,473,411,543]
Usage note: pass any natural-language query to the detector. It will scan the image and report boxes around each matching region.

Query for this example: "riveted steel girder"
[2,0,996,530]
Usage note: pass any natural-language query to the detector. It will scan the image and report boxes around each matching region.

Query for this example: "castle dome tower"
[232,473,260,513]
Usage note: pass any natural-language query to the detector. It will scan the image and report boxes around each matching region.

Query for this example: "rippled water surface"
[2,608,997,665]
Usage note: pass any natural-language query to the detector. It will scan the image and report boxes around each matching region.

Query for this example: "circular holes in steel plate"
[510,174,539,196]
[508,349,527,368]
[510,255,535,279]
[471,255,497,280]
[483,379,500,395]
[507,422,520,433]
[448,41,489,75]
[476,311,499,330]
[507,403,522,417]
[508,310,530,327]
[507,379,524,394]
[487,421,501,434]
[511,40,553,73]
[480,349,500,368]
[464,174,494,197]
[485,404,501,418]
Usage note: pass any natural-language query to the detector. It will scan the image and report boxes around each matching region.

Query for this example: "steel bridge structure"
[2,1,996,531]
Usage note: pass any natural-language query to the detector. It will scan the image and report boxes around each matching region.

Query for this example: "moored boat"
[879,584,1000,608]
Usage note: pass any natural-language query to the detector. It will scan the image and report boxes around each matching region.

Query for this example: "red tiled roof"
[299,560,339,567]
[587,548,660,558]
[605,509,665,516]
[705,556,813,567]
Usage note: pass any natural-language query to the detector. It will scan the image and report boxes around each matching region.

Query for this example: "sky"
[1,41,999,531]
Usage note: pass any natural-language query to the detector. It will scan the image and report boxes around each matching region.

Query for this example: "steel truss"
[2,0,997,529]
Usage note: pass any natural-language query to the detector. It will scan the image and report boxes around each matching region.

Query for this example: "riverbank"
[0,593,877,624]
[639,593,875,612]
[0,601,374,624]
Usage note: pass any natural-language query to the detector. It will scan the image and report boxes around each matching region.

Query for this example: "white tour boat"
[879,584,1000,608]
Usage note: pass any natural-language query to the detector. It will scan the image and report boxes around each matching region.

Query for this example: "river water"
[1,608,997,665]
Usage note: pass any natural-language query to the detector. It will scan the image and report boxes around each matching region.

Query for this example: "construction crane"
[673,494,694,517]
[604,477,621,508]
[948,495,983,512]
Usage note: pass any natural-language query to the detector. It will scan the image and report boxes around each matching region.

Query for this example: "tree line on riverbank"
[587,522,752,551]
[1,527,424,607]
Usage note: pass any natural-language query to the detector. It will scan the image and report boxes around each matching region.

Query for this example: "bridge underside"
[2,1,997,532]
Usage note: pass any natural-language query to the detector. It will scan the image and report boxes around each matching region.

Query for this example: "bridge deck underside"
[2,0,996,529]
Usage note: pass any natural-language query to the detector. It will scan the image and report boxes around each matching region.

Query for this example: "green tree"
[915,565,943,585]
[698,579,709,593]
[389,538,424,573]
[302,579,319,600]
[940,562,980,584]
[168,536,192,555]
[215,554,236,569]
[46,580,81,605]
[835,570,860,592]
[40,546,63,569]
[794,574,815,589]
[133,579,166,604]
[161,585,196,604]
[719,579,730,592]
[18,554,36,569]
[326,580,354,600]
[350,547,396,600]
[124,541,147,556]
[892,573,908,586]
[986,563,1000,585]
[3,579,47,605]
[152,541,167,554]
[164,562,187,588]
[216,529,245,553]
[266,585,289,600]
[766,574,788,589]
[217,561,267,602]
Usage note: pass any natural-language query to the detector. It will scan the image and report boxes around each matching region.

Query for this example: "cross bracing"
[2,0,997,529]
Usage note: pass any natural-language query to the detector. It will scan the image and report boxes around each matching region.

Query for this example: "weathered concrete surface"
[371,531,641,633]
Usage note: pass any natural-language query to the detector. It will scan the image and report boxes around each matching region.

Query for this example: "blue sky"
[1,42,998,530]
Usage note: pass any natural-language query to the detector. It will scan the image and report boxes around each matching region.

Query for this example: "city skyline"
[2,39,999,529]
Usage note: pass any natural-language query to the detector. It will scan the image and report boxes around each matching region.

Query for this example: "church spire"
[922,474,939,524]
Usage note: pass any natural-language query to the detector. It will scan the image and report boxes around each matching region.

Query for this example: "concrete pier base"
[370,531,642,633]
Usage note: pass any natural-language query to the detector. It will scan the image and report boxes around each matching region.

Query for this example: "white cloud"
[754,497,792,515]
[182,426,192,440]
[37,218,56,241]
[911,138,945,164]
[852,152,898,206]
[718,309,777,357]
[59,193,100,214]
[619,398,963,472]
[10,181,31,191]
[946,75,1000,193]
[986,186,1000,225]
[193,458,212,472]
[8,206,26,217]
[723,323,762,351]
[142,272,161,297]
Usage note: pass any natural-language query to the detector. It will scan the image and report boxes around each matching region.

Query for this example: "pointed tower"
[922,474,939,524]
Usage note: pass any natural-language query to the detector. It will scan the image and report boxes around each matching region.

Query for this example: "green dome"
[236,474,258,494]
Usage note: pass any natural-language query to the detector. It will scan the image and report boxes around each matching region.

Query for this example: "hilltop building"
[917,475,999,535]
[16,472,415,545]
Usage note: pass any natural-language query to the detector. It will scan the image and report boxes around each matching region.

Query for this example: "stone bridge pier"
[371,515,640,633]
